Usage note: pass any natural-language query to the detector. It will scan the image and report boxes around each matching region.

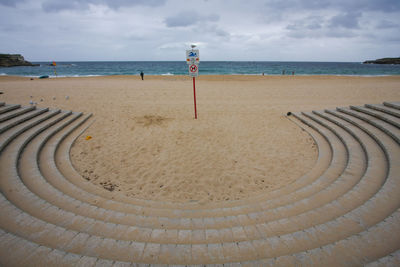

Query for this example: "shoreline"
[0,73,400,79]
[1,74,400,80]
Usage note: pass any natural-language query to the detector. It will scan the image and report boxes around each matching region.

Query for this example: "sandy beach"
[1,75,399,204]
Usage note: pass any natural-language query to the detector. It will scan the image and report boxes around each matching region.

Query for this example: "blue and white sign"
[186,49,200,64]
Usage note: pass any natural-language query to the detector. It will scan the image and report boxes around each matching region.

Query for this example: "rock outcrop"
[363,57,400,64]
[0,54,39,67]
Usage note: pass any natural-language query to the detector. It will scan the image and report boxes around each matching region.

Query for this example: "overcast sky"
[1,0,399,62]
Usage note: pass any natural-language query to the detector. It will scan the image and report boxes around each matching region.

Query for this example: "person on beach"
[140,71,144,80]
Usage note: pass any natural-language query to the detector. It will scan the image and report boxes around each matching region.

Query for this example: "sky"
[0,0,399,62]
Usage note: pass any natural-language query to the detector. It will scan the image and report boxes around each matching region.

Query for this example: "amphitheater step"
[0,104,20,114]
[365,249,400,267]
[0,108,60,152]
[338,107,400,144]
[0,105,36,123]
[366,103,400,118]
[0,107,49,134]
[383,101,400,110]
[0,101,399,266]
[349,105,400,129]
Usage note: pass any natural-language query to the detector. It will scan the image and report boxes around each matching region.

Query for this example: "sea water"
[1,61,399,77]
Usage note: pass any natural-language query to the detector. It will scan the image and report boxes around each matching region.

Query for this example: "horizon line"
[29,60,366,63]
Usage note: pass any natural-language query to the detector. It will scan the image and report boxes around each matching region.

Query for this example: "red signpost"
[193,77,197,119]
[187,46,199,119]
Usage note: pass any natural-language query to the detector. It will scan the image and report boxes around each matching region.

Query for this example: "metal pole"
[193,77,197,119]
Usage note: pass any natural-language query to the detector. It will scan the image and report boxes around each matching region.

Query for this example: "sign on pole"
[188,63,198,77]
[186,49,200,64]
[186,46,199,119]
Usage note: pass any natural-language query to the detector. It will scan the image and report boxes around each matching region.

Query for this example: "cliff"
[0,54,39,67]
[363,57,400,64]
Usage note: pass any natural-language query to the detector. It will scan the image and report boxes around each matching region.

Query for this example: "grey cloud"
[286,16,324,31]
[357,0,400,12]
[164,12,196,27]
[286,15,359,39]
[42,1,85,12]
[0,23,34,32]
[287,27,357,39]
[0,0,25,7]
[265,0,331,11]
[41,0,166,12]
[164,12,219,28]
[376,20,399,29]
[199,25,230,39]
[215,28,229,37]
[325,29,357,38]
[265,0,400,13]
[329,12,361,29]
[106,0,166,9]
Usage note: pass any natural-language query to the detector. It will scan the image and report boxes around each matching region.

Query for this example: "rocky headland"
[363,57,400,64]
[0,54,39,67]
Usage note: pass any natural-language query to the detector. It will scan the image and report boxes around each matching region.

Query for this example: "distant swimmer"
[140,71,144,80]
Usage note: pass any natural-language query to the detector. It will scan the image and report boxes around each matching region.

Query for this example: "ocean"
[1,61,399,77]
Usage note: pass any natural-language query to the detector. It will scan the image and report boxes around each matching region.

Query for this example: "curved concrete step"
[0,105,36,123]
[1,101,400,265]
[339,107,400,144]
[366,103,400,118]
[365,249,400,267]
[57,115,333,212]
[2,108,361,247]
[0,107,49,134]
[350,105,400,129]
[0,105,388,256]
[0,228,130,267]
[0,109,60,153]
[44,112,345,222]
[383,101,400,110]
[20,108,351,228]
[0,104,20,114]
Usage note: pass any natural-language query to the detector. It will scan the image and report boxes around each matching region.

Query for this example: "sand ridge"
[1,75,399,204]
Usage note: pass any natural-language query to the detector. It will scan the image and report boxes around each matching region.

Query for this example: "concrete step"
[0,110,370,263]
[0,107,49,134]
[46,112,342,222]
[350,105,400,129]
[0,105,36,123]
[0,109,60,153]
[23,110,354,233]
[339,107,400,144]
[365,104,400,118]
[1,109,390,253]
[383,101,400,110]
[0,101,399,265]
[0,228,134,267]
[0,104,20,114]
[365,248,400,267]
[55,113,334,213]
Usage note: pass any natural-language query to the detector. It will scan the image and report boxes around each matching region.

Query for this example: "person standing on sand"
[140,71,144,80]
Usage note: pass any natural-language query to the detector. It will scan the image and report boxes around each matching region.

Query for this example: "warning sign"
[186,49,200,64]
[188,64,198,77]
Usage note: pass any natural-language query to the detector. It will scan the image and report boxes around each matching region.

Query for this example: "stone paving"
[0,101,399,266]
